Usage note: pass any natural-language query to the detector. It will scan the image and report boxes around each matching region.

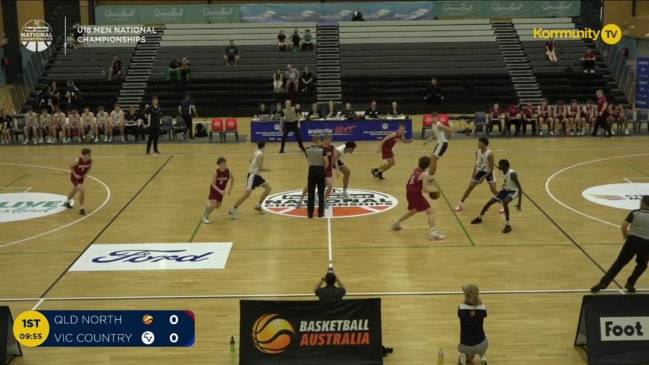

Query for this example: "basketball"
[429,191,440,200]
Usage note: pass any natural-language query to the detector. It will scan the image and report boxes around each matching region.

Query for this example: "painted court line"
[2,288,646,304]
[545,153,649,228]
[0,163,112,249]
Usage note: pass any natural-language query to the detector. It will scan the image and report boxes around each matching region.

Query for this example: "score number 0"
[169,314,178,344]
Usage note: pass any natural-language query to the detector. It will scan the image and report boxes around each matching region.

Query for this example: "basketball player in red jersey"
[592,89,612,137]
[567,99,580,136]
[391,156,445,240]
[63,148,92,216]
[554,100,567,136]
[371,123,412,180]
[581,100,596,135]
[537,98,553,136]
[202,157,234,224]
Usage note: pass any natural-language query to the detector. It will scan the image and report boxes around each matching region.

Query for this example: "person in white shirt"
[109,103,125,142]
[423,113,454,178]
[229,142,272,219]
[455,137,499,212]
[23,108,39,145]
[81,107,95,143]
[333,141,357,198]
[95,106,109,143]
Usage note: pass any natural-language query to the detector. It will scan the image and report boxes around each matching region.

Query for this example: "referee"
[145,96,162,155]
[305,135,328,218]
[279,99,306,154]
[591,195,649,293]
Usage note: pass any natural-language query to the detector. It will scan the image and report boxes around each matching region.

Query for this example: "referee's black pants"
[592,112,612,137]
[599,235,649,287]
[307,166,326,218]
[280,121,305,152]
[182,114,193,138]
[146,126,160,153]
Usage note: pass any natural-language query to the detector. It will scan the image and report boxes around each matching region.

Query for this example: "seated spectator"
[291,29,301,52]
[387,101,403,117]
[223,40,240,66]
[65,80,81,112]
[545,38,558,63]
[277,30,290,51]
[180,58,191,81]
[365,101,381,119]
[273,69,283,92]
[457,285,489,365]
[301,29,314,51]
[307,103,322,120]
[522,102,538,136]
[124,106,142,141]
[1,109,13,144]
[67,23,83,49]
[295,104,303,120]
[342,102,356,119]
[167,58,181,81]
[314,270,346,302]
[108,54,123,80]
[49,81,60,107]
[581,48,596,73]
[255,103,269,118]
[487,103,503,136]
[351,8,364,21]
[271,102,283,120]
[326,100,338,118]
[285,64,300,92]
[424,78,444,103]
[300,67,315,91]
[505,100,522,136]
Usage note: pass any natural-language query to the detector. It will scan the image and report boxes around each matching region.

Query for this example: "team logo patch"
[582,183,649,210]
[0,192,72,223]
[262,188,398,218]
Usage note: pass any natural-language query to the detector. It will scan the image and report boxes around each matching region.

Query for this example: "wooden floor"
[1,135,648,364]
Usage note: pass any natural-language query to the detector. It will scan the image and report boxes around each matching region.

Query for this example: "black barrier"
[0,306,22,364]
[575,295,649,365]
[240,299,383,365]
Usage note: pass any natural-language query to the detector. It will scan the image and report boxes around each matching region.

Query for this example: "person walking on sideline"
[591,195,649,293]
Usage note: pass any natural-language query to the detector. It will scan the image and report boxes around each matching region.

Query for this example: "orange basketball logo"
[252,314,295,354]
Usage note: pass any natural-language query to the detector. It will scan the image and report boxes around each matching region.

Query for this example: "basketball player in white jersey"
[333,141,357,198]
[65,110,84,143]
[109,103,125,142]
[229,141,272,219]
[455,137,499,212]
[423,113,454,178]
[81,107,95,142]
[23,107,38,145]
[95,106,109,142]
[51,106,67,144]
[470,159,523,233]
[38,108,52,144]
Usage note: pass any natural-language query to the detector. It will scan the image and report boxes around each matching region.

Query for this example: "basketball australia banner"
[240,299,383,365]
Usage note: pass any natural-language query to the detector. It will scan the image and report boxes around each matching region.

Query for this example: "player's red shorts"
[381,146,394,160]
[208,188,223,202]
[70,175,84,187]
[406,192,430,212]
[325,168,333,178]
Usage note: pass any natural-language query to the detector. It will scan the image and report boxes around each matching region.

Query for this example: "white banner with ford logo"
[69,243,233,271]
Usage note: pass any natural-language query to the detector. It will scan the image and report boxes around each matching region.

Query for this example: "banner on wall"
[434,1,580,18]
[636,57,649,108]
[239,299,383,365]
[250,120,413,142]
[95,5,240,24]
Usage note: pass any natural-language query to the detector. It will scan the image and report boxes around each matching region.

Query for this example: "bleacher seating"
[147,23,318,115]
[339,20,516,114]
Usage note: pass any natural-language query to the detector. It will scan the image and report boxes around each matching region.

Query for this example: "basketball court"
[1,134,648,364]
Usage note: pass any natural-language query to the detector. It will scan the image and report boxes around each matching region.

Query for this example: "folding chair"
[172,115,187,139]
[474,112,487,135]
[209,118,224,143]
[161,116,173,140]
[635,109,649,133]
[223,118,240,142]
[421,114,433,139]
[12,118,26,143]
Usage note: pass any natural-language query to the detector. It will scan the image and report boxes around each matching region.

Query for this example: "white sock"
[430,228,437,234]
[64,200,70,204]
[506,221,510,225]
[80,205,84,209]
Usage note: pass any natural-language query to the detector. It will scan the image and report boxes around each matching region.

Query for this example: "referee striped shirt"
[306,146,326,166]
[627,209,649,240]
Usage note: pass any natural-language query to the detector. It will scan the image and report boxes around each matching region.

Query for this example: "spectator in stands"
[277,30,290,51]
[487,103,503,136]
[545,38,558,63]
[255,103,269,118]
[581,48,596,73]
[291,29,301,52]
[273,69,283,92]
[178,94,198,140]
[65,80,81,112]
[307,103,322,120]
[352,8,365,21]
[505,100,522,136]
[326,100,338,118]
[365,101,381,119]
[342,102,356,119]
[522,102,538,136]
[272,102,283,120]
[224,40,240,66]
[424,78,444,103]
[285,64,300,92]
[295,104,303,120]
[124,106,141,141]
[49,81,60,107]
[167,58,181,81]
[35,85,52,113]
[387,101,404,117]
[300,67,316,92]
[108,54,123,80]
[301,29,314,51]
[67,23,83,49]
[1,109,13,144]
[314,270,346,302]
[180,58,191,81]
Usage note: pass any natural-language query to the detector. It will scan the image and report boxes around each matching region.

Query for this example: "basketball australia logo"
[582,183,649,210]
[252,314,295,354]
[0,192,72,223]
[262,188,398,218]
[20,19,53,52]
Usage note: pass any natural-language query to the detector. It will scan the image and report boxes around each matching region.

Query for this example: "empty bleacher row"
[338,19,516,114]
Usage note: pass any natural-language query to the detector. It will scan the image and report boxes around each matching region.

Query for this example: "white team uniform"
[495,169,519,201]
[432,121,449,157]
[335,144,347,166]
[245,149,266,191]
[471,149,495,183]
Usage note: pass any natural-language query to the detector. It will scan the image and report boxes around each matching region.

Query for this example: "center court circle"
[0,192,72,223]
[262,188,399,218]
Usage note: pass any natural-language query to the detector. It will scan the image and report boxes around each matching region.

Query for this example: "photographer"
[314,271,345,302]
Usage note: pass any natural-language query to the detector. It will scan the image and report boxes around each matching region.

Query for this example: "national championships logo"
[20,19,53,52]
[261,188,398,218]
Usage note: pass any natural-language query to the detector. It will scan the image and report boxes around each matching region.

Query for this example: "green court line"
[627,165,649,177]
[0,174,28,190]
[188,218,203,243]
[434,180,476,246]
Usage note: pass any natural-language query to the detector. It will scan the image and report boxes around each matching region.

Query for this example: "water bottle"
[437,348,444,364]
[229,336,236,354]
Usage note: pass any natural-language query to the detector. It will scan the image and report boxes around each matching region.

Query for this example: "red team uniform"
[324,144,335,178]
[406,167,430,212]
[381,130,402,160]
[208,168,231,202]
[71,157,92,186]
